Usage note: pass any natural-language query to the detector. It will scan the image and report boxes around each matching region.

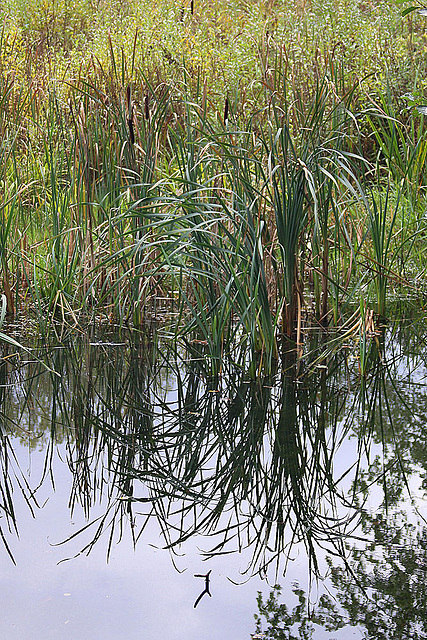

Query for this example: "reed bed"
[1,0,427,374]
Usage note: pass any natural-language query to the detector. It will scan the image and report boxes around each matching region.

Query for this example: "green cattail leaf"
[401,6,418,16]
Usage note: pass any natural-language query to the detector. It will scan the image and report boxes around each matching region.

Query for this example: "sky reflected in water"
[0,317,426,639]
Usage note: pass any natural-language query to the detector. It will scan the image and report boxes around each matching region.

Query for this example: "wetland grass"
[1,0,427,373]
[1,8,427,634]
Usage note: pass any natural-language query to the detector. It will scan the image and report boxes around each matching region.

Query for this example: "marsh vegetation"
[1,0,427,367]
[1,0,427,637]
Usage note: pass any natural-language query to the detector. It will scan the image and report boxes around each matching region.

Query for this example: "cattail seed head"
[223,97,229,125]
[144,95,150,121]
[126,85,135,144]
[128,117,135,145]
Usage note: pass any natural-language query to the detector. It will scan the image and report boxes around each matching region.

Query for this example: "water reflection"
[255,513,427,639]
[0,318,426,593]
[329,512,427,639]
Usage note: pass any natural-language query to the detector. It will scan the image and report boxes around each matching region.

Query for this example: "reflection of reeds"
[9,328,404,575]
[0,338,44,563]
[1,312,424,573]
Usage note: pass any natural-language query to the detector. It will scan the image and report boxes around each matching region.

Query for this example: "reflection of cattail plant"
[34,334,378,576]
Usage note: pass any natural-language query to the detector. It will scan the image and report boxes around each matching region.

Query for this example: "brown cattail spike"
[128,116,135,145]
[223,97,229,125]
[144,95,150,121]
[127,85,135,144]
[190,0,194,14]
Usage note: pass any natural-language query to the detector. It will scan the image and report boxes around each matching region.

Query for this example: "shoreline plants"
[1,0,427,373]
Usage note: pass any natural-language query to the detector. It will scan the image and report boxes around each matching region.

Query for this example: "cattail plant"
[127,85,135,145]
[223,97,229,125]
[367,186,399,318]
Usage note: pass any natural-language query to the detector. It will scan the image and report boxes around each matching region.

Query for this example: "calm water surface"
[0,317,426,639]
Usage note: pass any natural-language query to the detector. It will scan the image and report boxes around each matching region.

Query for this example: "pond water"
[0,316,426,639]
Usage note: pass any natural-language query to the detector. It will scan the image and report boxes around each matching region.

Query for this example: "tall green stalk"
[368,186,399,317]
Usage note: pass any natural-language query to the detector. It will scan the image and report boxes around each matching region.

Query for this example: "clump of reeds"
[0,23,424,373]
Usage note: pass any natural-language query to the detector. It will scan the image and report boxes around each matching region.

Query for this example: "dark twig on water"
[193,570,212,608]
